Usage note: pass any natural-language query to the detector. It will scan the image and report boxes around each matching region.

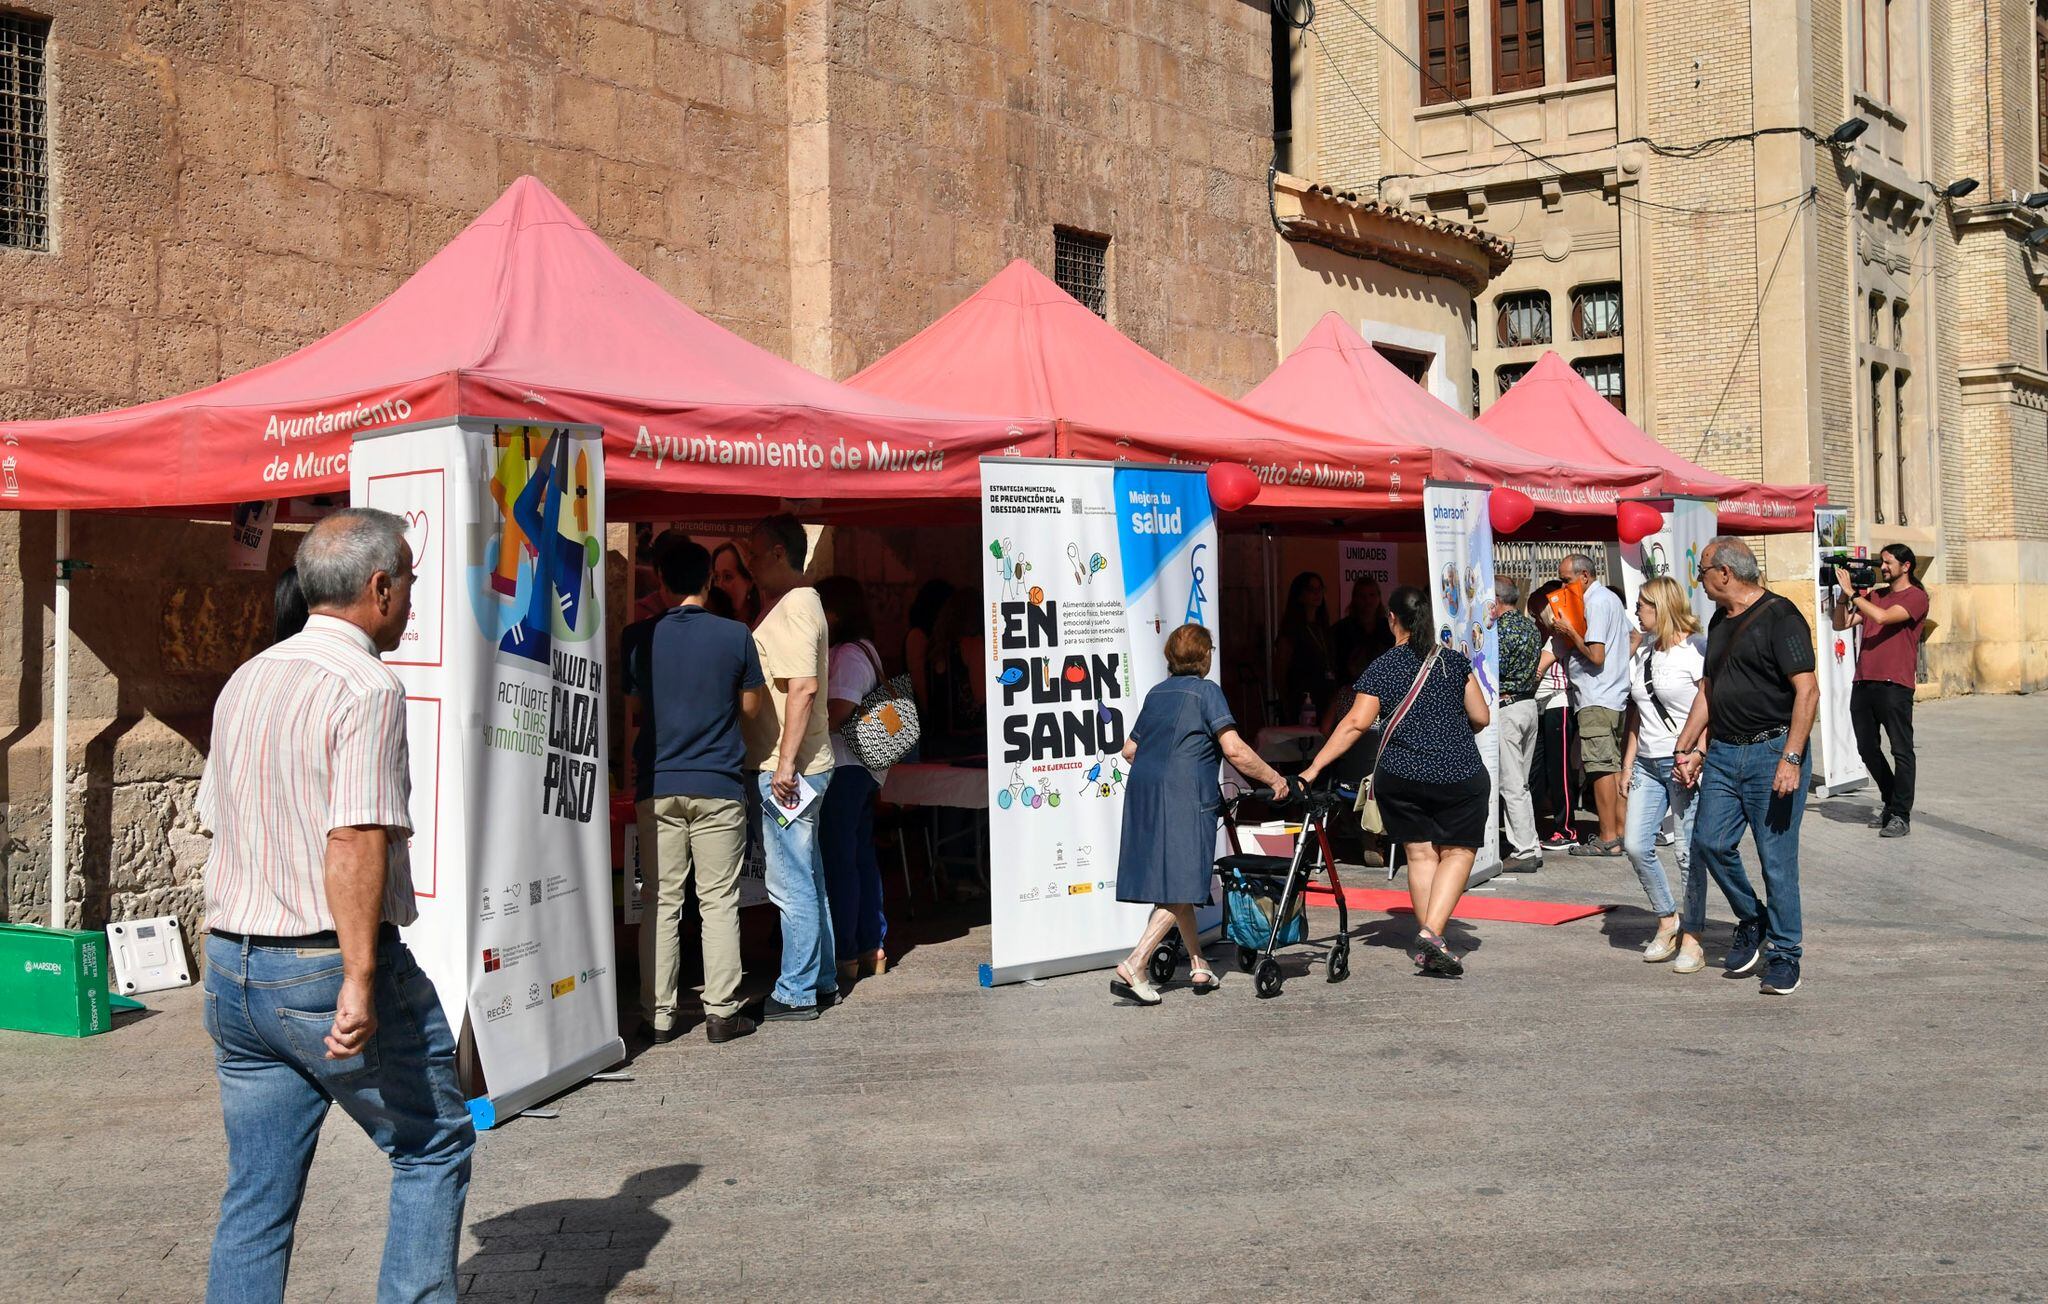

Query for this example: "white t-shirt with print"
[1628,635,1707,758]
[827,640,891,780]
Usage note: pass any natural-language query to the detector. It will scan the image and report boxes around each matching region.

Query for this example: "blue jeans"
[822,765,888,964]
[1689,737,1810,960]
[757,769,838,1006]
[1621,754,1702,924]
[203,932,474,1304]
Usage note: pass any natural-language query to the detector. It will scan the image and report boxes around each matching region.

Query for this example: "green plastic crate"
[0,924,111,1037]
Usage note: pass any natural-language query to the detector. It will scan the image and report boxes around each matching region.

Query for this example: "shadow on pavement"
[461,1163,699,1300]
[1812,799,1883,826]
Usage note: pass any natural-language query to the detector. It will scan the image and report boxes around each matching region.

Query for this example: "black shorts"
[1373,769,1492,849]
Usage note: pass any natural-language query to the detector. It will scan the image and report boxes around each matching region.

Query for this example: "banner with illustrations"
[978,458,1218,986]
[1618,496,1719,632]
[353,420,625,1130]
[1421,482,1502,883]
[1812,506,1869,795]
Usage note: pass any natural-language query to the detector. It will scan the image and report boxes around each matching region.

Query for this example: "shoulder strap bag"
[839,642,922,771]
[1355,647,1441,837]
[1638,646,1676,731]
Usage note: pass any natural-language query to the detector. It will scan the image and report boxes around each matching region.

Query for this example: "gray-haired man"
[199,509,474,1302]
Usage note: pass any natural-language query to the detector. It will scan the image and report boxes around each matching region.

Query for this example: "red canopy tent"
[1240,313,1661,521]
[847,260,1430,521]
[0,177,1051,521]
[1476,351,1824,532]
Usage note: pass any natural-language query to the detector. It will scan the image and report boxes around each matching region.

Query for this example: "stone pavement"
[4,694,2046,1303]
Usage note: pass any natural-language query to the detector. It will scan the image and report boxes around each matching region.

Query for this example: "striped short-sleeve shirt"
[199,614,417,934]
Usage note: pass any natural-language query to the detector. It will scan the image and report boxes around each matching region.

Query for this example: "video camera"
[1821,550,1879,593]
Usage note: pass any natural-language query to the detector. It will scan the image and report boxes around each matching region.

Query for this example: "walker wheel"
[1327,935,1351,983]
[1236,946,1257,973]
[1147,945,1177,986]
[1254,957,1283,999]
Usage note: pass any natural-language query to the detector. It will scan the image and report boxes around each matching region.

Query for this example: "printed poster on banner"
[1811,506,1869,795]
[354,420,625,1130]
[1421,482,1502,884]
[978,458,1219,986]
[1618,496,1718,632]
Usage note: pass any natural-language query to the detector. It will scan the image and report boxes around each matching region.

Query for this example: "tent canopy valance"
[849,260,1433,523]
[0,178,1052,522]
[1477,351,1825,533]
[1240,313,1661,524]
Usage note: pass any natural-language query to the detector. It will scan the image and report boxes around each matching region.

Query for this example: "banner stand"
[1421,480,1503,888]
[1810,505,1870,798]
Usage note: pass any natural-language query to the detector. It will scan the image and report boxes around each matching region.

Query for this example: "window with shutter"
[1567,0,1614,81]
[1493,0,1544,93]
[1419,0,1472,104]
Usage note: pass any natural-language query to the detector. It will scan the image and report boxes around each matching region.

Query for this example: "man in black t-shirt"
[1672,537,1819,995]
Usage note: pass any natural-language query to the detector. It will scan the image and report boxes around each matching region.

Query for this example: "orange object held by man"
[1545,583,1587,639]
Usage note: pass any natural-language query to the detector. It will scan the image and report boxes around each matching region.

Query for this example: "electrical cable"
[1692,190,1816,461]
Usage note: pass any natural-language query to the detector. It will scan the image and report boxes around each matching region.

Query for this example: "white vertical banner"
[1618,496,1718,632]
[1812,506,1869,795]
[1421,482,1502,884]
[353,419,625,1130]
[977,459,1218,986]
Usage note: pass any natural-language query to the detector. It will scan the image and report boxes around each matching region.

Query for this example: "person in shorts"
[1554,554,1632,856]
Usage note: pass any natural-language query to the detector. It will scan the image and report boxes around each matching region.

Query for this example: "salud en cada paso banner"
[978,458,1220,986]
[353,419,625,1130]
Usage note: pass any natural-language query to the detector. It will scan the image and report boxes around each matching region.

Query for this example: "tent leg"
[49,509,69,931]
[1261,527,1276,725]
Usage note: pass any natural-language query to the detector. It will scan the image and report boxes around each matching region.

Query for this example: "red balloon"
[1206,461,1261,512]
[1617,500,1664,545]
[1488,486,1535,535]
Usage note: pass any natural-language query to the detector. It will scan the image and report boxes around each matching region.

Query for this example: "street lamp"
[1826,118,1870,146]
[2022,227,2048,249]
[1940,178,1979,199]
[2023,192,2048,208]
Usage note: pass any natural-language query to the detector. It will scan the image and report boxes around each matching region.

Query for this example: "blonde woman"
[1621,576,1709,971]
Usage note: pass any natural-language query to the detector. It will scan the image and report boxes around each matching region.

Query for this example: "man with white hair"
[198,508,474,1302]
[1673,536,1819,995]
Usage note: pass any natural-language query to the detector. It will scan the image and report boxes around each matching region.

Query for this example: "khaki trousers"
[637,794,747,1024]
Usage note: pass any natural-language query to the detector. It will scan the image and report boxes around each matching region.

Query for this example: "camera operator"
[1831,545,1928,838]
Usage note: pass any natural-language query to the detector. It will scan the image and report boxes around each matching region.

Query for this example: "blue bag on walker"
[1222,866,1306,950]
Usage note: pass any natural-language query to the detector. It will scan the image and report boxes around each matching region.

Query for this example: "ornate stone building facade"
[0,0,1279,932]
[1282,0,2048,694]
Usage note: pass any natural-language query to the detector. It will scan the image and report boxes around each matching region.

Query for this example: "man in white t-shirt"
[1556,554,1632,856]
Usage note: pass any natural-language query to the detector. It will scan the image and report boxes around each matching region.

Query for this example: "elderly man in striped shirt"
[198,507,474,1304]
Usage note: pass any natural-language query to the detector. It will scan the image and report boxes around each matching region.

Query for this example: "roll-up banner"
[978,458,1219,986]
[1618,495,1719,632]
[1811,506,1869,796]
[1420,481,1502,885]
[352,419,626,1130]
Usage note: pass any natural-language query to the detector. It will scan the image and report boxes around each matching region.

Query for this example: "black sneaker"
[1502,854,1541,874]
[1879,815,1910,838]
[1867,808,1890,829]
[1723,917,1764,976]
[815,988,840,1011]
[760,996,820,1022]
[1759,955,1801,994]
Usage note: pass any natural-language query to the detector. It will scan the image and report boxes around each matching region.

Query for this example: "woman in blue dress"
[1112,624,1293,1005]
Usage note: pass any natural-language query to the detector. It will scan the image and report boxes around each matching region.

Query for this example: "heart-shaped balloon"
[1206,462,1261,512]
[1617,500,1664,545]
[1488,487,1535,535]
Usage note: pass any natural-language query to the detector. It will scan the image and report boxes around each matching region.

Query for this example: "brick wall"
[1305,0,1382,194]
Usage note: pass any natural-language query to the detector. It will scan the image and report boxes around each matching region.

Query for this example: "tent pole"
[49,509,69,930]
[1261,527,1275,724]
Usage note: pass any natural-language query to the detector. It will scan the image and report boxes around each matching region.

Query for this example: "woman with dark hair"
[817,575,891,985]
[922,589,986,760]
[1110,623,1294,1004]
[1274,570,1335,724]
[902,578,955,709]
[1527,578,1577,846]
[1832,542,1928,837]
[708,541,761,625]
[273,566,309,645]
[1300,585,1491,977]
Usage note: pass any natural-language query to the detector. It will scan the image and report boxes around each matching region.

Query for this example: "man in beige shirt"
[742,514,838,1022]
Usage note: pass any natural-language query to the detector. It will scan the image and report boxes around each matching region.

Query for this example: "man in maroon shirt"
[1832,545,1929,838]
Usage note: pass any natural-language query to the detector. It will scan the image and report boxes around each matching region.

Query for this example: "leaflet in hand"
[768,775,819,827]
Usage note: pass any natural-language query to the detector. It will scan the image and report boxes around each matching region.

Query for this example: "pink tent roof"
[1240,313,1660,517]
[849,260,1431,517]
[0,177,1050,518]
[1477,352,1824,533]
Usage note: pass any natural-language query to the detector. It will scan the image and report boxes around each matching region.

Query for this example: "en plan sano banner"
[1812,506,1870,796]
[978,458,1218,986]
[1421,482,1503,884]
[1618,495,1719,632]
[353,419,625,1130]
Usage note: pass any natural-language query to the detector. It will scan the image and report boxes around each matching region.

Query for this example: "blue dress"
[1115,675,1235,905]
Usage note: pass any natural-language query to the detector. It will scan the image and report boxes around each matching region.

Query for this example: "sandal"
[1109,961,1162,1006]
[1188,965,1220,994]
[1413,929,1465,977]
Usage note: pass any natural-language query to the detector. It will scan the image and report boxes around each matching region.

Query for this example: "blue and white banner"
[1421,482,1502,883]
[978,458,1219,986]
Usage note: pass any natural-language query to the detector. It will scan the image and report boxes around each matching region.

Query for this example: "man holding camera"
[1831,545,1928,838]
